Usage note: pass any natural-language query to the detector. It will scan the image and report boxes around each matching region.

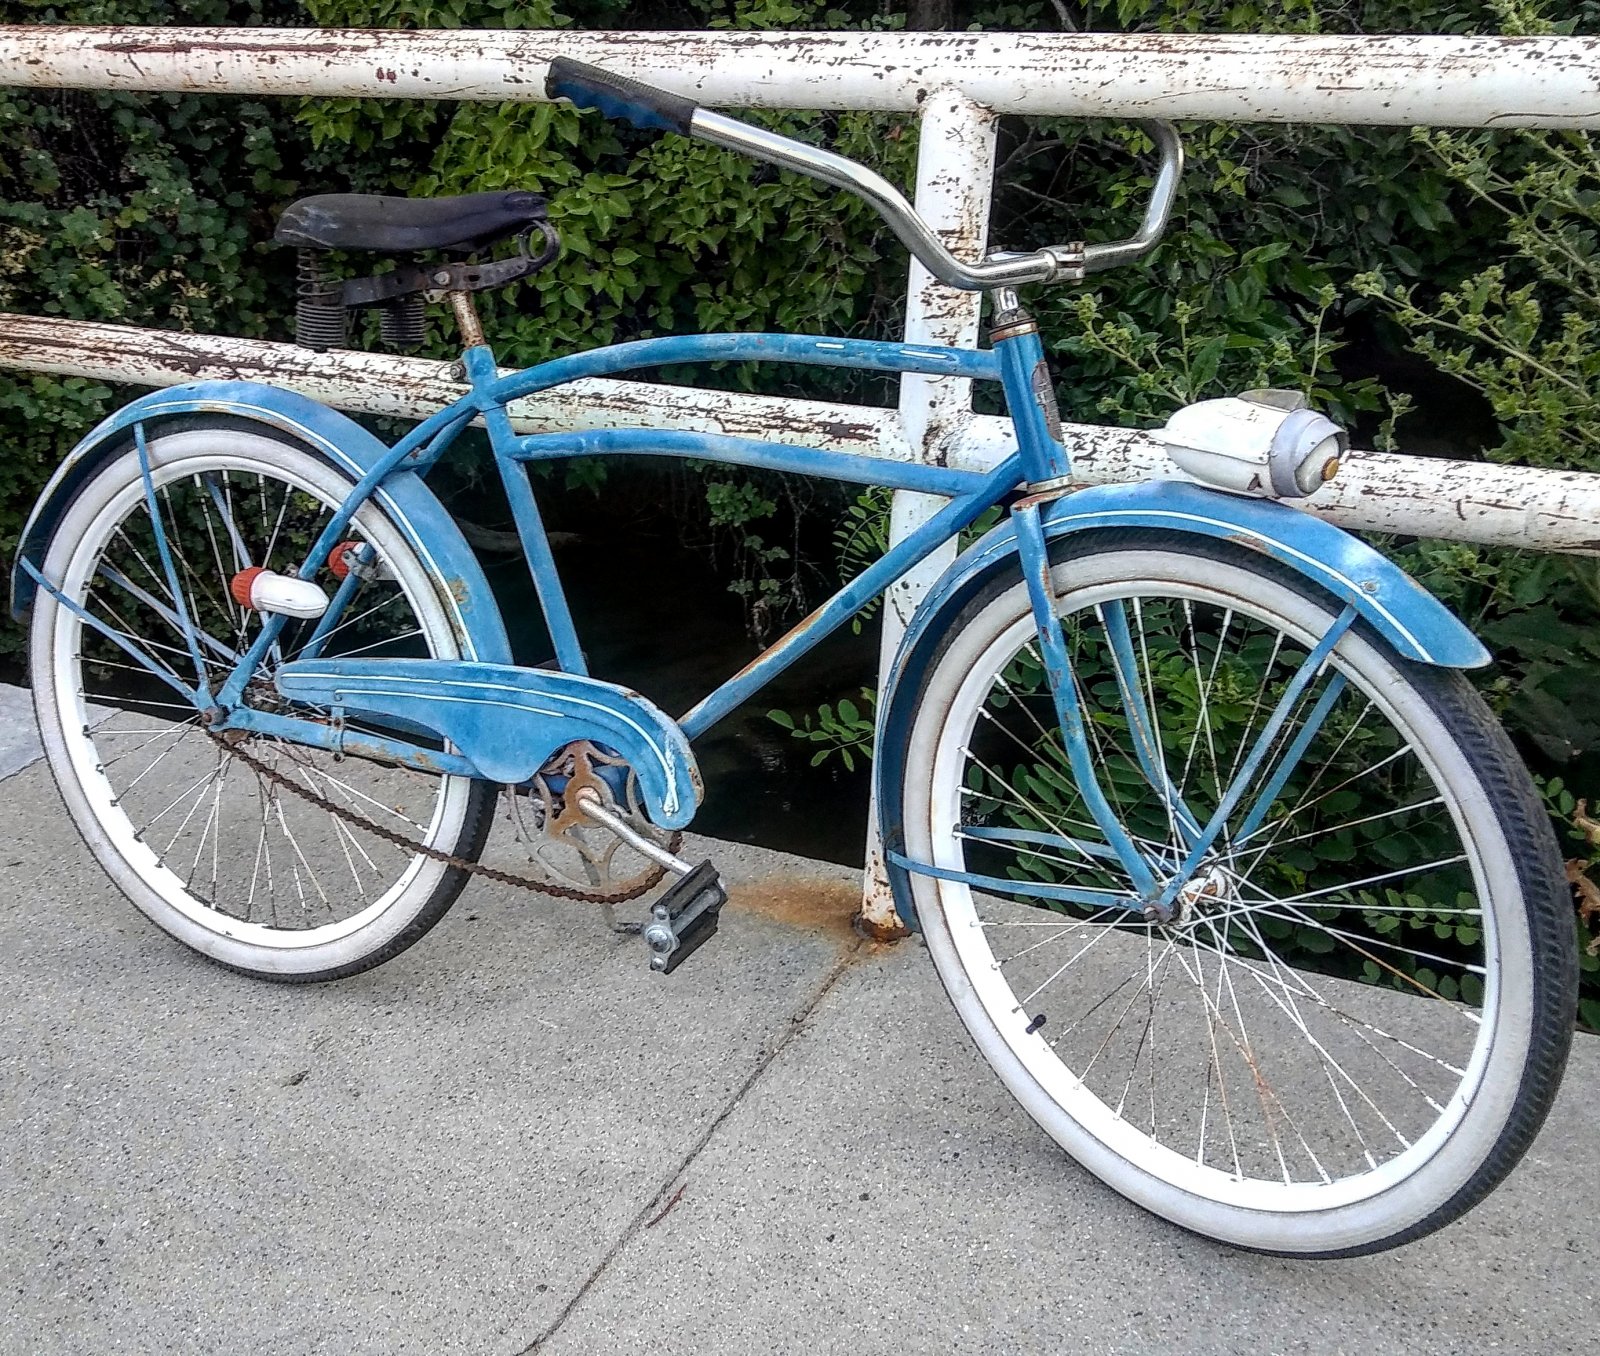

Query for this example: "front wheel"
[896,532,1575,1255]
[30,419,496,982]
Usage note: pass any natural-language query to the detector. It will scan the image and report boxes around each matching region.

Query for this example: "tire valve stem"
[1024,1013,1047,1036]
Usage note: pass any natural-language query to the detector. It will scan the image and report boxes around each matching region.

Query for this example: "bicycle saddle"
[274,190,548,254]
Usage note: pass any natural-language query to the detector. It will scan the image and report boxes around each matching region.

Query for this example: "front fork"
[996,299,1170,916]
[1010,499,1162,909]
[1008,493,1358,922]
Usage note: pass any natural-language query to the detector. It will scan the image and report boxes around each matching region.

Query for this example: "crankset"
[508,742,685,903]
[213,732,724,969]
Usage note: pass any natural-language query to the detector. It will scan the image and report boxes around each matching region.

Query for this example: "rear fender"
[11,381,512,665]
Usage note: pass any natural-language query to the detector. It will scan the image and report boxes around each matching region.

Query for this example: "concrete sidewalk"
[2,687,1597,1356]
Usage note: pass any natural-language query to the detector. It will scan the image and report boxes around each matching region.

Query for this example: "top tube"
[483,332,1003,409]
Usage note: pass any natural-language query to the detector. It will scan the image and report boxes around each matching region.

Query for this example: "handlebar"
[544,57,1183,291]
[546,57,697,135]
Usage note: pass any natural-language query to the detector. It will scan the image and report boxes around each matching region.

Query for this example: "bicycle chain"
[210,734,681,906]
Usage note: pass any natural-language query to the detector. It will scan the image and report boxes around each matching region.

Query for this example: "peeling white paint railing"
[5,28,1600,124]
[4,28,1600,934]
[10,312,1600,550]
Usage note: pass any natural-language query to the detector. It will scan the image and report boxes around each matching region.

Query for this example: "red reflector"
[328,541,361,580]
[230,567,266,609]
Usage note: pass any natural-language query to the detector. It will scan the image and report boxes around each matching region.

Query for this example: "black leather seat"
[275,190,548,253]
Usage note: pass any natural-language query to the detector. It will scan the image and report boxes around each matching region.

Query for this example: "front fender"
[874,477,1489,929]
[11,381,511,665]
[897,479,1487,694]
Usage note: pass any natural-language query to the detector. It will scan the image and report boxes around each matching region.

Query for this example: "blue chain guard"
[272,658,702,830]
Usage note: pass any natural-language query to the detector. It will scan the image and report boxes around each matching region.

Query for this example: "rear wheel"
[30,420,495,981]
[897,532,1576,1255]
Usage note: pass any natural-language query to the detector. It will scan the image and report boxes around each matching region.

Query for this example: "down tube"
[678,455,1022,740]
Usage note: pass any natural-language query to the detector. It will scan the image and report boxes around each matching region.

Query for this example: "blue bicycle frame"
[14,312,1488,923]
[202,328,1040,706]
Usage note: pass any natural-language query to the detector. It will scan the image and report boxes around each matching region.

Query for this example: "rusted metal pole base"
[853,906,913,943]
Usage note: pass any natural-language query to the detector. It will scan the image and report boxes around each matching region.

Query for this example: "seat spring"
[294,249,348,351]
[379,294,428,351]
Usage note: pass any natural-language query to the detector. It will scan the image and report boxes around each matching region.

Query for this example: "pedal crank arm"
[574,788,693,875]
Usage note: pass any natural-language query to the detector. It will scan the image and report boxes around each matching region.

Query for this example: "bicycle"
[12,59,1577,1258]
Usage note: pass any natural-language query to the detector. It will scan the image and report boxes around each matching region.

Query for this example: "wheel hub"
[1146,863,1235,926]
[1177,864,1234,914]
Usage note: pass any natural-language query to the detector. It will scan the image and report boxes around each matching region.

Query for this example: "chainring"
[509,741,684,900]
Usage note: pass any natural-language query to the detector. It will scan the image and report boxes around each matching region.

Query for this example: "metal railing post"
[859,90,998,939]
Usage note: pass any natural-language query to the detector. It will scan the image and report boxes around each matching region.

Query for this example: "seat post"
[448,290,486,349]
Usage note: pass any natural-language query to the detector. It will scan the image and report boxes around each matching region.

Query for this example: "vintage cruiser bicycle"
[13,60,1576,1257]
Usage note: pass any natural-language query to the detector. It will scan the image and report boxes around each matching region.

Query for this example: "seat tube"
[472,344,588,675]
[992,291,1071,484]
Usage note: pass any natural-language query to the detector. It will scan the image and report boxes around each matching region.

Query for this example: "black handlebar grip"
[545,57,697,136]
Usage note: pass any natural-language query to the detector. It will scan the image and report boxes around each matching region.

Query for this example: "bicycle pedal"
[641,860,726,974]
